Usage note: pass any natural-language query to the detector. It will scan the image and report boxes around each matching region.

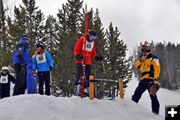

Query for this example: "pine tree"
[53,0,84,97]
[0,0,6,66]
[65,0,83,86]
[21,0,45,52]
[0,0,6,39]
[7,6,26,43]
[52,3,69,97]
[104,22,132,97]
[92,9,106,78]
[7,0,45,55]
[0,0,10,66]
[44,15,58,53]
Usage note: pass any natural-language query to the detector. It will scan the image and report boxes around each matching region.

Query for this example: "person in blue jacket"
[13,35,31,95]
[32,42,54,96]
[27,62,37,94]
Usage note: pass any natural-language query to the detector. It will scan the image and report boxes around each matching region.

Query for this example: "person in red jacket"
[74,31,103,94]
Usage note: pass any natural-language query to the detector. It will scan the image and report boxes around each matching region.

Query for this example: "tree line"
[0,0,132,97]
[155,42,180,90]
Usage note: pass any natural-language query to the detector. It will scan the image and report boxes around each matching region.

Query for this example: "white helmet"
[1,66,9,71]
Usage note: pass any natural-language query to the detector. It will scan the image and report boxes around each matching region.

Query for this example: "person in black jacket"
[0,66,16,99]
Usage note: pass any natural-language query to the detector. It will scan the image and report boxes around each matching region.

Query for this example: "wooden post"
[119,79,124,99]
[89,75,94,100]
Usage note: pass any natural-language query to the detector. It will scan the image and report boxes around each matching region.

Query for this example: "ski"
[80,13,89,98]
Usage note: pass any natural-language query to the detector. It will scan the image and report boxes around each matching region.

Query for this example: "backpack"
[16,43,26,63]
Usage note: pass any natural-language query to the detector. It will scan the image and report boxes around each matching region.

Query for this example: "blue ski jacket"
[13,37,31,65]
[32,51,54,72]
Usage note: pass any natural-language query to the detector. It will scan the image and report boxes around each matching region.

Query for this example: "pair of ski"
[75,13,89,98]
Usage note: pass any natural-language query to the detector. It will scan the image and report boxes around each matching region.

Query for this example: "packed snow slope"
[0,94,163,120]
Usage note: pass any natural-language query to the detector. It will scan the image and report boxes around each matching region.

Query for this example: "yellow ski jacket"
[134,52,160,80]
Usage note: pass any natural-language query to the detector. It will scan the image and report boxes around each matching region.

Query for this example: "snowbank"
[0,94,163,120]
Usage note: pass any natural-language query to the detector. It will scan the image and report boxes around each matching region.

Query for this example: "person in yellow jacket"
[132,44,160,115]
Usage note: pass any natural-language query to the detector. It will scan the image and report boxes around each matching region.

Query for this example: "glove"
[95,55,103,61]
[49,66,53,71]
[153,79,160,89]
[32,69,36,76]
[154,79,160,84]
[149,79,160,96]
[75,54,83,60]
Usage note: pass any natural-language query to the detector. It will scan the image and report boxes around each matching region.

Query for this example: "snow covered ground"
[125,77,180,117]
[0,94,163,120]
[0,77,179,120]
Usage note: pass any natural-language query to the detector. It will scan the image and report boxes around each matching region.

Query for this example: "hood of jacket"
[19,36,29,47]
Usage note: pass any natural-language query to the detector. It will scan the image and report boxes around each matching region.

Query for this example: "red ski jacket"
[74,36,96,65]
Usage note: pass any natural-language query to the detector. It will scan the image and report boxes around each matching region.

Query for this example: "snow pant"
[37,71,50,96]
[0,84,10,99]
[13,64,27,96]
[75,63,91,88]
[27,75,37,94]
[132,78,160,114]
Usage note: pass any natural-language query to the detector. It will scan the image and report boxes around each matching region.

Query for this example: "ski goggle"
[36,45,41,48]
[141,48,148,53]
[89,35,97,41]
[142,52,149,56]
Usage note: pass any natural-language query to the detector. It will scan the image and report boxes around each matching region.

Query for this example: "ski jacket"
[0,73,16,85]
[32,51,54,72]
[74,36,96,65]
[13,37,31,65]
[134,52,160,80]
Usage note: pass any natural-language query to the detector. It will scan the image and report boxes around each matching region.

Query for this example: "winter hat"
[22,35,29,40]
[19,35,30,46]
[1,66,9,71]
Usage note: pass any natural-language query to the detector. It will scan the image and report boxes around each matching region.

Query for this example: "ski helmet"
[89,31,96,36]
[88,31,97,41]
[35,42,45,49]
[140,41,150,53]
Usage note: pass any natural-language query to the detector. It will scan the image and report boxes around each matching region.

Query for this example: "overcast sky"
[12,0,180,53]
